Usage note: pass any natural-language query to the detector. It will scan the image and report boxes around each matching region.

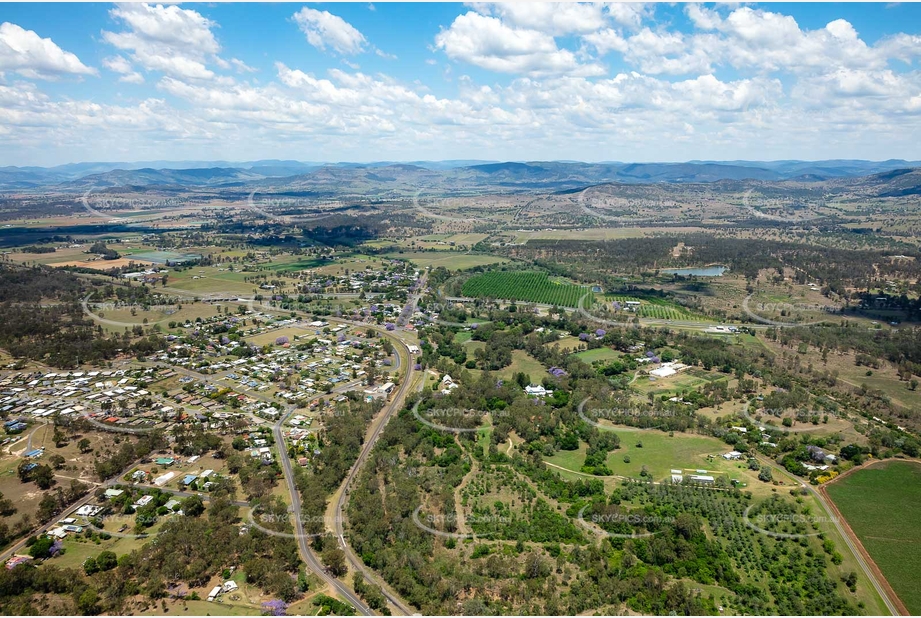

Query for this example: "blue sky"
[1,2,920,166]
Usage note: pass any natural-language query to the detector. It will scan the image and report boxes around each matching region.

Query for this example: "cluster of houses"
[0,367,201,436]
[157,318,394,404]
[292,260,418,297]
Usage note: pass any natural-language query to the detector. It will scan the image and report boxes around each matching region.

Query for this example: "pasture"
[572,347,621,364]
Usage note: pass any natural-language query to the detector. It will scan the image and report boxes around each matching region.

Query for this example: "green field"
[826,460,921,614]
[497,350,548,381]
[462,271,591,307]
[545,428,750,483]
[572,347,621,364]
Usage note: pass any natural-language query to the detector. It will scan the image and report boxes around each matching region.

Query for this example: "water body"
[662,265,727,277]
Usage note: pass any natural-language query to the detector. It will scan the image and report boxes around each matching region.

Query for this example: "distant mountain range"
[1,159,919,193]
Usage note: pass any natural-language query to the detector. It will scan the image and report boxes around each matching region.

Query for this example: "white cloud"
[102,55,144,83]
[231,58,256,73]
[604,3,652,29]
[0,22,96,79]
[293,8,367,55]
[478,3,608,36]
[435,11,605,77]
[588,6,921,77]
[5,4,921,164]
[103,3,224,80]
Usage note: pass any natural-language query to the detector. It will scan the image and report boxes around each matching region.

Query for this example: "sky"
[1,2,921,167]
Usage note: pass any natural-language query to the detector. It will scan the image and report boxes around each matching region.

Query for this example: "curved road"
[272,405,373,615]
[330,337,418,616]
[81,275,424,613]
[250,299,418,615]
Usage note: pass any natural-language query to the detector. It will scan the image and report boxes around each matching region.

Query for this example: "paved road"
[80,284,419,614]
[272,406,373,615]
[330,335,418,616]
[248,300,419,615]
[752,454,900,615]
[4,422,46,455]
[0,458,143,564]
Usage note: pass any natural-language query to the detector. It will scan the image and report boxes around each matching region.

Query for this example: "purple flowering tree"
[262,600,288,616]
[49,539,63,557]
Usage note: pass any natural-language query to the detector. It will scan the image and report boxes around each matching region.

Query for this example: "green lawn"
[826,460,921,614]
[631,370,724,397]
[572,347,621,364]
[497,350,548,382]
[546,428,749,483]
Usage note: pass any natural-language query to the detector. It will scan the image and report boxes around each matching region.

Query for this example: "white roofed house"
[440,375,458,395]
[524,384,552,397]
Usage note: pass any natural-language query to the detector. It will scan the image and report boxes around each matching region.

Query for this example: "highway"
[329,334,418,616]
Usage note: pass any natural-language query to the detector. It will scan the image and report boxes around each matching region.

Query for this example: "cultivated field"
[826,460,921,614]
[462,271,591,307]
